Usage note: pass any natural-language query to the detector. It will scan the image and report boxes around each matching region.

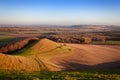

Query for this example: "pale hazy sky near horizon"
[0,0,120,25]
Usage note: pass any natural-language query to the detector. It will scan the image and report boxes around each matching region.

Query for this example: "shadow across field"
[58,60,120,71]
[6,39,38,55]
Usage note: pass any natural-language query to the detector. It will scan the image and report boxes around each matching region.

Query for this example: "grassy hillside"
[32,38,60,54]
[0,53,48,71]
[13,38,73,56]
[0,38,73,71]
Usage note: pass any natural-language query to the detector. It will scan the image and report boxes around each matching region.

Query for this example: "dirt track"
[51,44,120,70]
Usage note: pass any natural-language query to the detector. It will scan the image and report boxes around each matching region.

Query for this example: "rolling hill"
[0,38,119,71]
[0,38,73,71]
[51,44,120,70]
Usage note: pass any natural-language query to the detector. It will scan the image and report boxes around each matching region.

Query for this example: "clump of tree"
[39,32,102,44]
[39,31,120,44]
[0,37,39,53]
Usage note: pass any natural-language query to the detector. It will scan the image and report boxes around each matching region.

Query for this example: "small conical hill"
[32,38,59,54]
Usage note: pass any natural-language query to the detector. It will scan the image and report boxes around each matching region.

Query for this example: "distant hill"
[71,25,120,31]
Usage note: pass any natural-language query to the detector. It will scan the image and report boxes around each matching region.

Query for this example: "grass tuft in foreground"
[0,70,120,80]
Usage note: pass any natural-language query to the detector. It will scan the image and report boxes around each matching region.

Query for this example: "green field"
[0,70,120,80]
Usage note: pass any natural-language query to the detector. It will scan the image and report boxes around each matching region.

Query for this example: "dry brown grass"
[32,38,59,54]
[31,38,73,71]
[0,53,48,71]
[0,38,73,71]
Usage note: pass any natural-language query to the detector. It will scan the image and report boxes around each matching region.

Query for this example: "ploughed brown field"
[51,44,120,71]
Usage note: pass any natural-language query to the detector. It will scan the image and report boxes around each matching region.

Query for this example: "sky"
[0,0,120,25]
